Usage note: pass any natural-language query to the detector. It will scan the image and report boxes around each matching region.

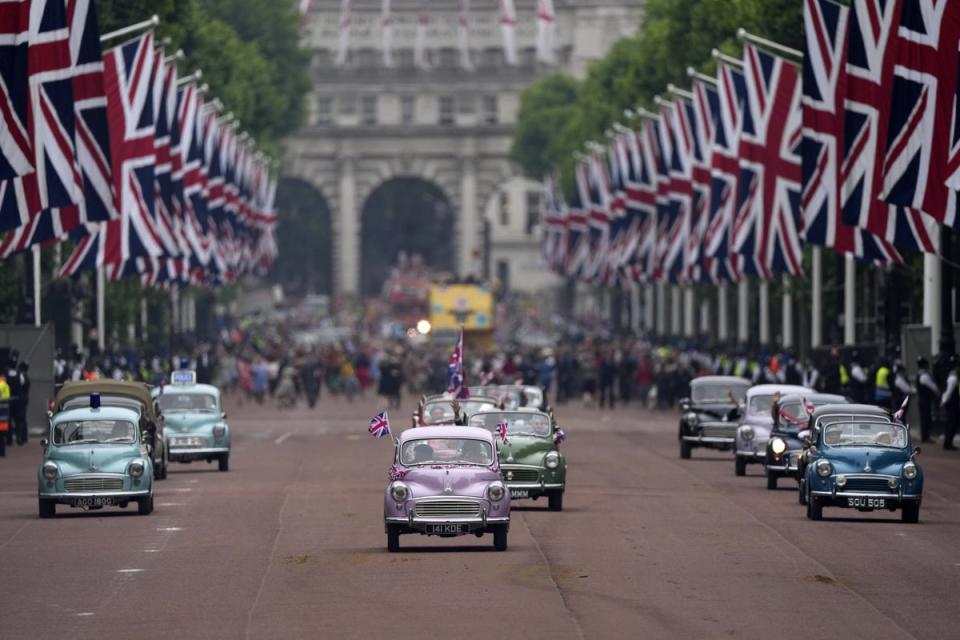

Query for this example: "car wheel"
[156,453,167,480]
[766,471,777,490]
[386,525,400,552]
[798,478,807,505]
[680,440,692,459]
[901,501,920,524]
[807,496,822,521]
[734,455,746,476]
[493,525,508,551]
[548,490,564,511]
[38,499,55,518]
[137,495,154,516]
[218,454,230,472]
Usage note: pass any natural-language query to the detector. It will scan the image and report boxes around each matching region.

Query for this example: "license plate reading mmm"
[74,497,114,507]
[510,489,529,499]
[847,497,886,508]
[426,523,467,534]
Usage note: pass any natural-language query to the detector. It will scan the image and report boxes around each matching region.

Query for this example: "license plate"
[510,489,530,499]
[847,497,886,509]
[425,523,467,534]
[74,496,114,507]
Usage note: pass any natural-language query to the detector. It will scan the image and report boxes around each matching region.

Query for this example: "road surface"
[1,393,959,639]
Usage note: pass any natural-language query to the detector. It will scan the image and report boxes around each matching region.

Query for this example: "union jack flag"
[704,63,746,284]
[688,81,719,283]
[801,0,900,264]
[583,152,612,283]
[0,0,81,231]
[553,426,566,444]
[660,101,692,283]
[880,0,960,227]
[495,420,508,443]
[369,411,391,439]
[733,44,804,278]
[388,462,408,480]
[840,0,939,254]
[447,326,469,398]
[621,125,656,283]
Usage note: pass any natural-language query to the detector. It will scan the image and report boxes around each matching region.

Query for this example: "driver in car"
[461,440,488,464]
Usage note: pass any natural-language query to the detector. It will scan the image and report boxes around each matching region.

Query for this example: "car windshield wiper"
[103,437,133,443]
[61,439,99,445]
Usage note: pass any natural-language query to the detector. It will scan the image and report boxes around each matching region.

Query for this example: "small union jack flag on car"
[554,427,566,444]
[369,411,391,439]
[495,421,508,444]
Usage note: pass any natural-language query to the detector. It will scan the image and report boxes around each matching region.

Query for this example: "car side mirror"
[912,446,921,458]
[221,412,228,420]
[40,438,48,451]
[679,399,690,411]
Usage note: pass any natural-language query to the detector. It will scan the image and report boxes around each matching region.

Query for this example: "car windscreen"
[469,412,551,437]
[157,393,218,413]
[400,438,494,466]
[54,419,136,445]
[822,422,908,448]
[748,394,774,416]
[523,387,544,407]
[693,384,745,403]
[777,402,808,430]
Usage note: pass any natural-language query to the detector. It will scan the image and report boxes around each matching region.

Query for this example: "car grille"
[415,500,481,518]
[63,477,124,492]
[701,425,737,439]
[843,477,893,493]
[787,452,802,468]
[503,468,539,483]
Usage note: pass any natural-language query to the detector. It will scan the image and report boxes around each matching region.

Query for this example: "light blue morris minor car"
[38,400,154,517]
[804,416,923,523]
[152,371,231,472]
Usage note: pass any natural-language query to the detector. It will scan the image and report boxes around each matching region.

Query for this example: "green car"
[38,400,155,517]
[469,408,567,511]
[152,371,231,472]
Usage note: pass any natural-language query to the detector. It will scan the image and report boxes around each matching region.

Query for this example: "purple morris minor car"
[384,426,511,552]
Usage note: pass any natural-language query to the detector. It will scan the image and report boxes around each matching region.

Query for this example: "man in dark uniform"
[916,357,938,444]
[939,353,959,450]
[14,361,29,445]
[5,352,21,448]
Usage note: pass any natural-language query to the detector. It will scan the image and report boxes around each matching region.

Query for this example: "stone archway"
[271,177,334,295]
[359,177,456,297]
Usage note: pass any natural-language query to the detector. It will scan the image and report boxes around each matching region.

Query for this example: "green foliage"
[511,0,803,192]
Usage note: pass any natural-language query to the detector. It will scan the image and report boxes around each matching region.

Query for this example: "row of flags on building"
[541,0,954,288]
[0,0,278,287]
[326,0,556,71]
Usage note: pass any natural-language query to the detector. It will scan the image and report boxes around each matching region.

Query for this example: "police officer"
[939,354,959,451]
[4,351,20,448]
[915,357,938,443]
[0,371,9,457]
[874,360,892,409]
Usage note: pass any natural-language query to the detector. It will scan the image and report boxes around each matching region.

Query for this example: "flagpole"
[737,279,749,346]
[96,266,106,352]
[717,283,728,343]
[782,274,792,349]
[759,280,770,345]
[736,28,803,61]
[811,246,823,348]
[844,255,856,345]
[32,246,41,328]
[923,244,941,355]
[100,14,159,44]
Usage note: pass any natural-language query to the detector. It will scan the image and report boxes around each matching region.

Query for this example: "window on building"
[401,96,415,125]
[497,259,510,293]
[339,94,356,115]
[457,94,475,114]
[315,96,332,125]
[526,191,541,235]
[499,191,509,227]
[482,96,498,124]
[439,96,455,125]
[362,95,377,125]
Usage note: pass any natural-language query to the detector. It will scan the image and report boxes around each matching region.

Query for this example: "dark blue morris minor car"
[803,416,923,523]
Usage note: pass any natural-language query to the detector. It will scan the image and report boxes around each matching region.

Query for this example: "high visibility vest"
[839,365,849,385]
[0,377,9,432]
[875,366,891,390]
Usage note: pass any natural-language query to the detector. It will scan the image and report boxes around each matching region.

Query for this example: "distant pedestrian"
[939,354,958,451]
[916,357,938,444]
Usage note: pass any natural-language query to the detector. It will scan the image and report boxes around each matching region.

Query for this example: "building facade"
[284,0,645,296]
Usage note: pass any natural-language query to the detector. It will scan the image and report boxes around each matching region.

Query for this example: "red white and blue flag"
[447,326,469,398]
[369,411,391,439]
[553,426,566,444]
[893,395,909,422]
[495,420,508,443]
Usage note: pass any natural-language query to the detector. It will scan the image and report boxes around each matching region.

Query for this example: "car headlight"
[835,475,846,488]
[213,423,226,438]
[128,460,145,478]
[683,412,698,425]
[42,462,58,480]
[770,438,787,455]
[816,459,833,477]
[888,477,899,489]
[902,462,918,480]
[740,426,754,441]
[544,451,560,469]
[487,481,505,501]
[390,481,409,503]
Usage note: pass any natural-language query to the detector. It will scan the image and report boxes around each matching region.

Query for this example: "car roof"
[52,406,141,424]
[811,403,891,419]
[779,393,847,405]
[747,384,813,397]
[56,380,156,418]
[153,383,220,397]
[399,426,494,444]
[692,376,751,387]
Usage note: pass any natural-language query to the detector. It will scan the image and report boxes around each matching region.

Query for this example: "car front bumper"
[766,451,802,476]
[810,490,921,509]
[168,446,229,461]
[682,434,735,446]
[504,482,564,499]
[736,448,766,462]
[385,516,510,535]
[40,489,151,504]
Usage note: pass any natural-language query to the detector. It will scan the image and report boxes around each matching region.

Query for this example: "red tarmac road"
[1,394,959,639]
